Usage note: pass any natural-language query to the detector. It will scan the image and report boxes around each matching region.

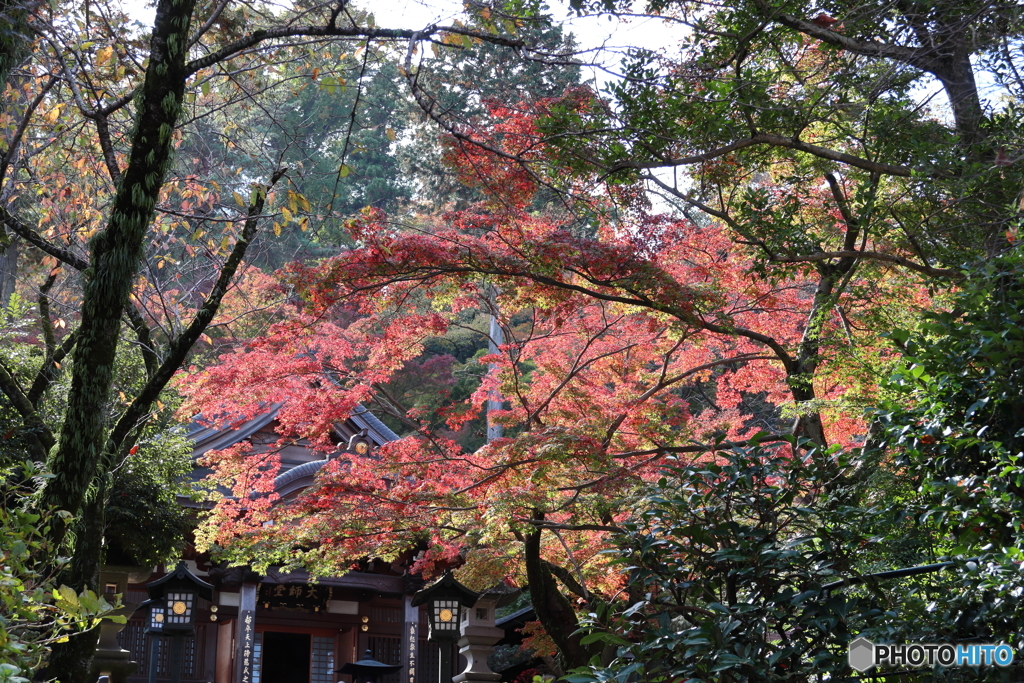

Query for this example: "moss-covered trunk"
[43,0,196,679]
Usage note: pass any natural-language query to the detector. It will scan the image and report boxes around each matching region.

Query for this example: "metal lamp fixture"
[411,570,480,683]
[141,561,214,683]
[411,571,479,642]
[143,561,213,635]
[140,599,165,634]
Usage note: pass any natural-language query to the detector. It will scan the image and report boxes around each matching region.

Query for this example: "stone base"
[89,655,138,683]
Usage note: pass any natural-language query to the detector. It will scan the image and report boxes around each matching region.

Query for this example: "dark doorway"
[262,631,311,683]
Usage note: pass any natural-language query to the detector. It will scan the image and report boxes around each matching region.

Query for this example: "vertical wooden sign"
[235,582,257,683]
[403,595,419,683]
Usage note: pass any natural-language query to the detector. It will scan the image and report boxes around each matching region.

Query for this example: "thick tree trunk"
[0,0,32,86]
[44,494,106,683]
[787,271,835,449]
[41,0,196,544]
[523,517,600,671]
[940,51,984,149]
[0,235,15,311]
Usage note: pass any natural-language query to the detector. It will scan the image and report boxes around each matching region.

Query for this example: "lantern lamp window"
[165,591,195,627]
[433,599,460,633]
[148,605,165,633]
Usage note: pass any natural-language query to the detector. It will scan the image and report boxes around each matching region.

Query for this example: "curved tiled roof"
[273,458,328,496]
[187,404,283,456]
[350,404,401,443]
[187,404,399,499]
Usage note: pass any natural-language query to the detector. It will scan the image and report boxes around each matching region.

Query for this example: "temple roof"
[184,404,401,499]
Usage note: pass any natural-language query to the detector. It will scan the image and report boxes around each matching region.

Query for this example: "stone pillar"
[453,596,502,683]
[91,565,150,683]
[89,603,138,683]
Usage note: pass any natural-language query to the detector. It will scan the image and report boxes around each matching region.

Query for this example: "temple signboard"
[258,582,333,611]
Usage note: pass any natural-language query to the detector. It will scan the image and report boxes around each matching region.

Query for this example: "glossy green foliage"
[0,303,194,569]
[570,438,1024,682]
[877,247,1024,559]
[0,462,122,675]
[570,442,873,682]
[103,428,195,567]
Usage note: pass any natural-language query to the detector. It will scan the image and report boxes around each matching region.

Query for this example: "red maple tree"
[183,101,930,668]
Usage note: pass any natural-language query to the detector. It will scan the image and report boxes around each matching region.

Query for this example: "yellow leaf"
[386,127,397,141]
[273,221,282,236]
[232,191,245,207]
[200,333,213,344]
[281,206,293,223]
[220,235,231,252]
[339,164,351,178]
[96,46,114,66]
[43,105,62,124]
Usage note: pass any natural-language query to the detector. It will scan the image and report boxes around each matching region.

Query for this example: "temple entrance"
[252,629,336,683]
[262,632,311,683]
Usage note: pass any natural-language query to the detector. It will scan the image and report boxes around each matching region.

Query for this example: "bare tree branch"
[105,167,288,455]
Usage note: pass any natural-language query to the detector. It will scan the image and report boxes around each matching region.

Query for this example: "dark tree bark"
[0,235,15,311]
[41,0,198,542]
[43,0,198,678]
[523,514,602,671]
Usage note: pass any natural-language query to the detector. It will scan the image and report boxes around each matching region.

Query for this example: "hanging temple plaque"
[257,582,333,611]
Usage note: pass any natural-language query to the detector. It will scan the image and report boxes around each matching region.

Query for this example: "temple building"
[104,405,511,683]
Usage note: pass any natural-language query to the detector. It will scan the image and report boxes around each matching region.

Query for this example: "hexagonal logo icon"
[849,637,876,672]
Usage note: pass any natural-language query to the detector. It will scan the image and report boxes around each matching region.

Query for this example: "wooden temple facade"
[104,405,482,683]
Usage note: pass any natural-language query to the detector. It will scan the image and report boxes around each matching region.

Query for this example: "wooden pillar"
[337,626,357,683]
[216,619,234,683]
